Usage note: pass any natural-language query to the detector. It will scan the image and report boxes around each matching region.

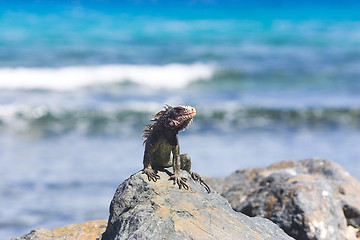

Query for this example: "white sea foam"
[0,63,215,90]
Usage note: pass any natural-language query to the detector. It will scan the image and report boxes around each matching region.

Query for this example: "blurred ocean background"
[1,0,360,238]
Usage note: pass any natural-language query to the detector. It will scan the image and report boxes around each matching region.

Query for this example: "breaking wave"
[1,105,359,137]
[0,63,215,90]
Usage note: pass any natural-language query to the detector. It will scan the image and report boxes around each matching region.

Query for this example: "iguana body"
[142,105,210,193]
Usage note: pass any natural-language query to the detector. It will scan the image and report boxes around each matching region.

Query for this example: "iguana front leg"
[142,144,160,182]
[169,144,189,190]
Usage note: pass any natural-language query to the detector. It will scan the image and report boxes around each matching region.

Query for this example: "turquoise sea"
[1,1,360,238]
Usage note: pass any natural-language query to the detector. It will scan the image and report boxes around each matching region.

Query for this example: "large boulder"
[101,168,293,240]
[206,158,360,240]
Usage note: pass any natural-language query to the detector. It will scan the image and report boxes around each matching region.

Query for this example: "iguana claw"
[199,180,211,193]
[191,172,211,193]
[143,168,160,182]
[169,174,189,190]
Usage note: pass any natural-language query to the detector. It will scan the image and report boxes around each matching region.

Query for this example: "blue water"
[1,1,360,238]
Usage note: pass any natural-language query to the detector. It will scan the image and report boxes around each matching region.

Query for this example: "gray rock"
[205,158,360,240]
[101,168,293,240]
[11,220,107,240]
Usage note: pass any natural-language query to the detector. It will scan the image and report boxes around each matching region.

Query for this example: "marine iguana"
[142,104,210,193]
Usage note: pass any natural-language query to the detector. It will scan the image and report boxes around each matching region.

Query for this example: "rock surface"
[12,220,107,240]
[205,158,360,240]
[101,168,293,240]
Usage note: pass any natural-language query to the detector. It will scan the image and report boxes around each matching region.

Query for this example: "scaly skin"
[142,105,210,193]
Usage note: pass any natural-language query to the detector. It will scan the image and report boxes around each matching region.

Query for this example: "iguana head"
[163,105,196,131]
[143,105,196,143]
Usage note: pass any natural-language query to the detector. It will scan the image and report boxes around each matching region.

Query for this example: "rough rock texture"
[12,220,107,240]
[101,168,293,240]
[205,158,360,240]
